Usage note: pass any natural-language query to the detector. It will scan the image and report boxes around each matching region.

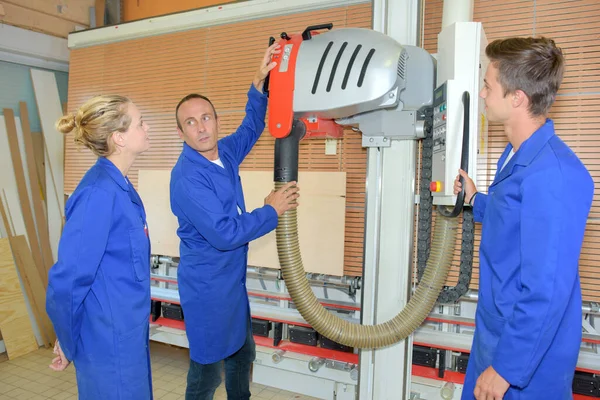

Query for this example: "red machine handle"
[268,33,302,139]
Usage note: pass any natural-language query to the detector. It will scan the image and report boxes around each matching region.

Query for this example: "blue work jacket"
[46,157,152,400]
[170,85,278,364]
[462,120,594,399]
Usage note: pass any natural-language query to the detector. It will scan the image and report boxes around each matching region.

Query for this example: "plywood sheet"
[10,235,54,347]
[241,171,346,277]
[0,238,38,359]
[30,69,64,264]
[137,170,180,258]
[137,170,346,276]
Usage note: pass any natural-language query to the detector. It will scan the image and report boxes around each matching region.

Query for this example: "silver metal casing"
[292,28,434,120]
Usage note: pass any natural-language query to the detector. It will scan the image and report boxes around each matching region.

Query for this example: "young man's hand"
[253,42,281,93]
[454,169,478,205]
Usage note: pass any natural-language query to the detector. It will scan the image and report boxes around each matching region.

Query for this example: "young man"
[455,37,594,399]
[169,43,300,400]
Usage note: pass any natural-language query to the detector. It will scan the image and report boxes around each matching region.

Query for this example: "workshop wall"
[63,0,600,300]
[65,3,371,276]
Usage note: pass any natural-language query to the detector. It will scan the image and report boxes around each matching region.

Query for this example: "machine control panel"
[431,22,489,205]
[432,83,448,157]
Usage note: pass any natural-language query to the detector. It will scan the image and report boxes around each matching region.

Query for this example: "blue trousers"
[185,323,256,400]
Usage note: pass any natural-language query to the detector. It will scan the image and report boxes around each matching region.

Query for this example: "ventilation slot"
[326,42,348,92]
[312,41,334,94]
[397,51,407,80]
[357,48,376,88]
[342,44,362,90]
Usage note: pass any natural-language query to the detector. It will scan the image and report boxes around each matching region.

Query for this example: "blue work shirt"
[462,120,594,399]
[46,157,152,400]
[170,85,278,364]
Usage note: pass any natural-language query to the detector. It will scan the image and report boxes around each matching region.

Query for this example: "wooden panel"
[20,103,54,278]
[0,0,85,38]
[10,235,54,347]
[31,69,64,264]
[65,4,372,277]
[0,237,38,359]
[122,0,232,22]
[137,170,180,258]
[423,1,600,301]
[2,0,93,25]
[137,170,347,276]
[31,132,46,202]
[94,0,105,27]
[243,171,346,276]
[3,109,46,286]
[0,191,13,237]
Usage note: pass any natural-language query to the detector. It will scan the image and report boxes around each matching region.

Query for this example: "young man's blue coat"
[462,120,594,399]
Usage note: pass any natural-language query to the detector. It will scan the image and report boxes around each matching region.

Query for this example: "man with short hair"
[455,37,594,399]
[170,43,300,400]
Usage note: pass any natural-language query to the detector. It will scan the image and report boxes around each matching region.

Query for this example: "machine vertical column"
[359,0,421,399]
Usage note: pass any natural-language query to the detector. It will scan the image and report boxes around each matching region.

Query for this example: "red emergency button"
[430,181,442,192]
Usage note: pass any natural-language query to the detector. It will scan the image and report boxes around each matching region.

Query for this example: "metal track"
[416,107,474,304]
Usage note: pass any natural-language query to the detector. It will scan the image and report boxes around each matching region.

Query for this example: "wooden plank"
[95,0,105,27]
[1,0,93,25]
[0,238,38,359]
[0,116,28,245]
[31,69,64,263]
[0,1,81,38]
[31,132,46,202]
[1,195,46,348]
[10,235,54,347]
[20,103,54,276]
[3,109,46,286]
[0,191,13,238]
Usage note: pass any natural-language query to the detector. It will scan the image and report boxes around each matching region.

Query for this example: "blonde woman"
[46,95,153,399]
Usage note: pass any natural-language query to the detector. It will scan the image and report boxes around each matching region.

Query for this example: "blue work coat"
[462,120,594,399]
[46,157,152,400]
[170,85,278,364]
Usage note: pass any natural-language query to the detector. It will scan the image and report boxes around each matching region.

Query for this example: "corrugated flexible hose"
[275,179,458,349]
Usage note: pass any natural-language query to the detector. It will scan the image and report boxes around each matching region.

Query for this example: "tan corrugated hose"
[275,180,458,349]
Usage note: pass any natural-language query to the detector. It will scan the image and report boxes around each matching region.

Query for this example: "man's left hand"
[474,366,510,400]
[253,42,281,92]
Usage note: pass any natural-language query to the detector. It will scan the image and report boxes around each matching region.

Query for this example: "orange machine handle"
[268,33,303,139]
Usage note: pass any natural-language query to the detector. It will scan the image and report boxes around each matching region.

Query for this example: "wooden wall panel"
[65,4,371,276]
[0,237,39,359]
[0,0,94,38]
[66,1,599,298]
[423,0,600,301]
[122,0,233,22]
